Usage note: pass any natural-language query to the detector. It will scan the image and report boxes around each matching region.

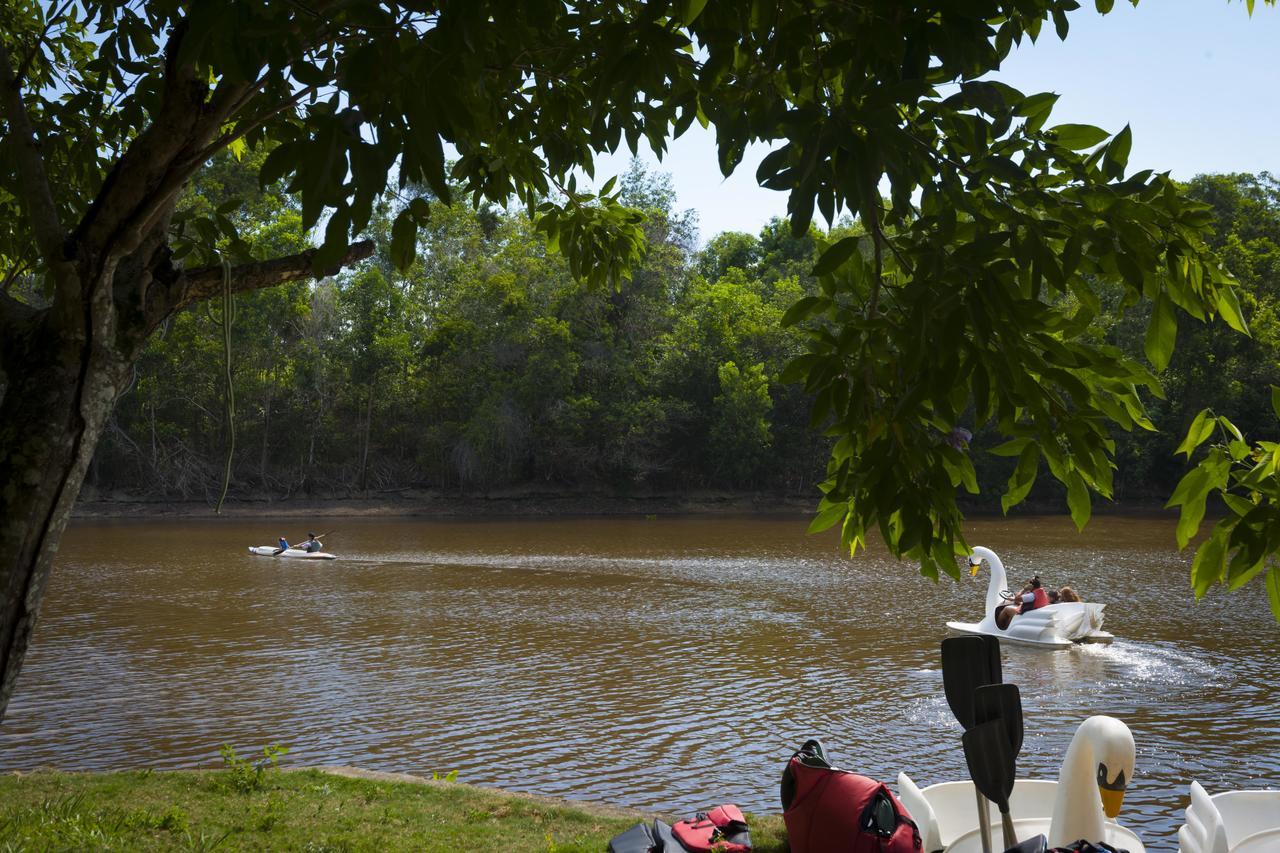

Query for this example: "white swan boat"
[248,545,337,560]
[1178,781,1280,853]
[898,716,1142,853]
[947,546,1111,649]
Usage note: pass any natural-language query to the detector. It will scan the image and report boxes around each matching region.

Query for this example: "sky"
[591,1,1280,244]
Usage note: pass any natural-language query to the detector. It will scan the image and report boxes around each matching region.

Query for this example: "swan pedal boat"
[898,716,1141,853]
[947,546,1112,649]
[1178,781,1280,853]
[248,546,337,560]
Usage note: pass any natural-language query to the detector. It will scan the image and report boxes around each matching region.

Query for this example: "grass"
[0,767,790,852]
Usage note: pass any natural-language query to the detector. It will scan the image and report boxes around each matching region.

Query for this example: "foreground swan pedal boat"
[898,716,1141,853]
[248,546,337,560]
[1178,781,1280,853]
[947,546,1112,649]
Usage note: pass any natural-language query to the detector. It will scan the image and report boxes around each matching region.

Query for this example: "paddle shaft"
[941,637,1002,853]
[974,788,993,853]
[999,808,1016,849]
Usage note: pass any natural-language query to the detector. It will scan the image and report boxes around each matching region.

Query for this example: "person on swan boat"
[1020,576,1050,612]
[993,576,1050,629]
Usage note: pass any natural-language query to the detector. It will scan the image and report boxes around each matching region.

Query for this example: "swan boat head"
[967,546,1008,616]
[1049,715,1136,848]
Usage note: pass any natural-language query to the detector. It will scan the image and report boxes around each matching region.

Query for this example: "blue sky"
[593,1,1280,244]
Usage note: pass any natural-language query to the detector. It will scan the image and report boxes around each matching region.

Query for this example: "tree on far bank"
[0,0,1275,726]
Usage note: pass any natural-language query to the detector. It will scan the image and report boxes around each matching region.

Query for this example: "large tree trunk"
[0,290,131,722]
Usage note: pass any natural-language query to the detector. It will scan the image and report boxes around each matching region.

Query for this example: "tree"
[0,0,1271,725]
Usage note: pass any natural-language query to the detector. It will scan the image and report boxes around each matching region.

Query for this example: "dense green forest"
[84,157,1280,509]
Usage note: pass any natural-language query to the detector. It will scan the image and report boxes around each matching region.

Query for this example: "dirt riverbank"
[72,488,820,519]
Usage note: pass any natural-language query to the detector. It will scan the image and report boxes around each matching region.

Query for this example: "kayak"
[248,546,337,560]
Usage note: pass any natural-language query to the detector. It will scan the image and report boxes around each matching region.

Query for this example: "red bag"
[781,740,921,853]
[671,803,752,852]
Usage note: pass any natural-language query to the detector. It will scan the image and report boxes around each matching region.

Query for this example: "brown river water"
[2,515,1276,846]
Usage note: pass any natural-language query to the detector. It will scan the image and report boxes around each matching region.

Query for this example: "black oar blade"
[974,683,1023,756]
[962,718,1016,811]
[979,634,1002,683]
[942,636,999,729]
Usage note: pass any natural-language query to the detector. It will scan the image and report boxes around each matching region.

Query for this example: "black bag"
[607,819,679,853]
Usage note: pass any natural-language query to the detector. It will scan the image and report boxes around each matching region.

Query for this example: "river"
[2,514,1276,846]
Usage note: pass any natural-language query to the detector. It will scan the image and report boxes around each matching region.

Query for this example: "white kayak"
[248,546,337,560]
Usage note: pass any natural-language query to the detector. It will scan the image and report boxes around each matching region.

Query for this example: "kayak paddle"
[973,683,1024,848]
[941,635,1001,729]
[941,635,1002,853]
[962,716,1019,850]
[974,682,1023,755]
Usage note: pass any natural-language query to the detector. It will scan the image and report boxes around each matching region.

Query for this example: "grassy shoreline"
[0,765,789,852]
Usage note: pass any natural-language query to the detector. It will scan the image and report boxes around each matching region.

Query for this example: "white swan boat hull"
[1178,781,1280,853]
[945,817,1144,853]
[960,546,1112,649]
[248,546,337,560]
[946,602,1111,649]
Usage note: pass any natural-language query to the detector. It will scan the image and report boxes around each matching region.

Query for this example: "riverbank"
[72,486,1176,520]
[0,765,789,852]
[72,487,820,519]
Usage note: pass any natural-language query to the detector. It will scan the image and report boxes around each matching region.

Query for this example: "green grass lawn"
[0,763,789,852]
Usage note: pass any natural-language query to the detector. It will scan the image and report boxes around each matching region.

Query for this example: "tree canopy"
[2,0,1279,723]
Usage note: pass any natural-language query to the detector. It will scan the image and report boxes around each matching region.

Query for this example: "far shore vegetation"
[88,160,1280,522]
[0,759,788,853]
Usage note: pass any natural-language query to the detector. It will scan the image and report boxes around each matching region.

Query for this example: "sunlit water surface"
[2,515,1276,846]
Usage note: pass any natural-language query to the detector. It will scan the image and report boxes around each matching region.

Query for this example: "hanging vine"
[209,257,236,513]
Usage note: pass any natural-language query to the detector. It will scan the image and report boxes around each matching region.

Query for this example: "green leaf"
[781,296,829,327]
[808,502,848,534]
[813,236,862,277]
[1190,525,1228,599]
[989,437,1031,457]
[1169,452,1231,548]
[677,0,710,24]
[1216,286,1249,334]
[291,60,329,87]
[1001,442,1039,513]
[389,209,417,270]
[1102,124,1131,179]
[1222,493,1254,517]
[1049,123,1110,150]
[1144,293,1177,371]
[1175,409,1215,458]
[1066,471,1091,531]
[1096,0,1115,12]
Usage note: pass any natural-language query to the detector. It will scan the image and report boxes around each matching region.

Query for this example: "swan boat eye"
[1096,763,1127,791]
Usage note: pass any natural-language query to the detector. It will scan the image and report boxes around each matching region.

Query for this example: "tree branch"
[0,39,68,277]
[13,0,78,86]
[171,240,375,313]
